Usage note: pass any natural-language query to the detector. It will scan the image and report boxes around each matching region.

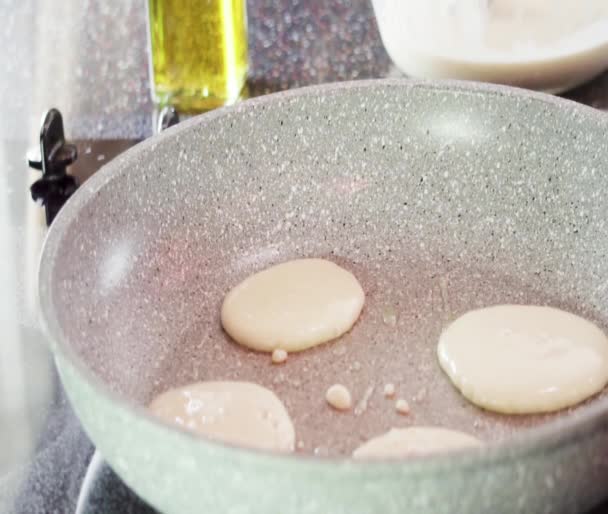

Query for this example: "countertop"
[3,0,608,142]
[0,1,608,513]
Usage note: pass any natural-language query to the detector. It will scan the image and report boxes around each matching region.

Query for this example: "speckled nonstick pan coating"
[39,79,608,514]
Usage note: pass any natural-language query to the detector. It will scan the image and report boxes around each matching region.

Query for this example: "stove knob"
[27,108,79,225]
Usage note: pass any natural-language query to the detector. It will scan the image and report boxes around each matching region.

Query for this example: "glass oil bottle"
[147,0,248,113]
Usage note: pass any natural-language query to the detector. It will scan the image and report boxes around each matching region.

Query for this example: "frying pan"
[38,79,608,514]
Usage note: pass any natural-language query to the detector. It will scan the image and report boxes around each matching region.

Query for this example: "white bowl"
[371,0,608,93]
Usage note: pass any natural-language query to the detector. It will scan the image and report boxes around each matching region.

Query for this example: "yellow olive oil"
[147,0,248,113]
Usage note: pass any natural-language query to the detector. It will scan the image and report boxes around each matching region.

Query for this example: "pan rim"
[38,78,608,472]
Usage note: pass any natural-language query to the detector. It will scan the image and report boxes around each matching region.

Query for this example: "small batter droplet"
[395,398,410,415]
[271,348,288,364]
[325,384,352,411]
[383,383,396,398]
[382,306,398,326]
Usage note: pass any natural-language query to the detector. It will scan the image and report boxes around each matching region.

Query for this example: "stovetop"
[3,0,608,513]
